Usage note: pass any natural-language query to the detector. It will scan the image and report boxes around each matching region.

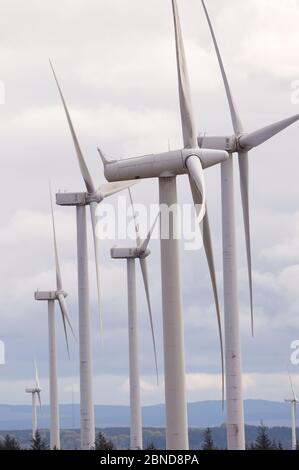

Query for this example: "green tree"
[271,439,283,450]
[94,432,115,450]
[145,443,157,450]
[277,441,283,451]
[31,430,49,450]
[251,424,274,450]
[201,428,217,450]
[0,435,21,450]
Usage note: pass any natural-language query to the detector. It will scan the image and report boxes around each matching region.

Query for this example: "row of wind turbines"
[24,0,299,450]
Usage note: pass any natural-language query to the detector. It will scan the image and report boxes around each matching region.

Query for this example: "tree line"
[201,425,299,450]
[0,425,298,450]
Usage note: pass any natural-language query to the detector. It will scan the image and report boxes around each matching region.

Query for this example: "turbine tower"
[99,0,228,449]
[34,190,75,450]
[200,0,299,449]
[285,374,299,450]
[50,63,136,449]
[25,362,42,439]
[111,190,160,450]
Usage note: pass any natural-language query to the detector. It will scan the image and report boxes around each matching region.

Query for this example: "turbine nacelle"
[198,134,259,153]
[56,184,137,206]
[111,246,151,260]
[55,192,103,206]
[100,148,229,183]
[34,290,68,301]
[198,135,238,153]
[35,291,57,301]
[199,112,299,155]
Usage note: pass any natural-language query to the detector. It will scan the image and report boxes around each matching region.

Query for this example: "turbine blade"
[57,294,76,339]
[186,155,206,224]
[34,360,40,389]
[57,295,70,357]
[238,152,254,335]
[172,0,197,148]
[99,181,139,199]
[37,391,42,408]
[139,211,160,253]
[239,114,299,150]
[49,60,95,194]
[139,257,159,384]
[189,179,225,405]
[289,372,298,402]
[202,1,254,334]
[57,294,76,358]
[201,0,243,135]
[49,183,62,291]
[128,188,141,248]
[89,201,103,340]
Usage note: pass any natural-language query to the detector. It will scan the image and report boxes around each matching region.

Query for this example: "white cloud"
[239,0,299,79]
[278,265,299,298]
[261,212,299,266]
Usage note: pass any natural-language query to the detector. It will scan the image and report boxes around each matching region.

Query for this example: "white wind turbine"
[50,62,136,450]
[285,374,299,450]
[25,362,42,439]
[200,0,299,450]
[111,189,160,450]
[99,0,228,450]
[34,190,75,450]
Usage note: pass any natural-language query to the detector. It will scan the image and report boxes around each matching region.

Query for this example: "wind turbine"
[50,62,137,450]
[34,190,75,450]
[111,190,160,450]
[285,374,299,450]
[99,0,228,449]
[200,0,299,450]
[25,362,42,439]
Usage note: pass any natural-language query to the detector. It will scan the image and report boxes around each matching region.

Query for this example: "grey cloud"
[0,0,299,404]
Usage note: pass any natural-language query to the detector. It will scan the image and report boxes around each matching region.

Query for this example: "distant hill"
[0,400,293,431]
[0,400,296,431]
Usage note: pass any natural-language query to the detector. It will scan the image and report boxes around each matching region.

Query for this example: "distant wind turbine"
[99,0,228,449]
[111,189,160,450]
[25,362,42,439]
[34,189,75,450]
[200,0,299,450]
[285,374,299,450]
[50,62,137,449]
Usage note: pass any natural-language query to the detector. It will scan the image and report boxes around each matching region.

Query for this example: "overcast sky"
[0,0,299,414]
